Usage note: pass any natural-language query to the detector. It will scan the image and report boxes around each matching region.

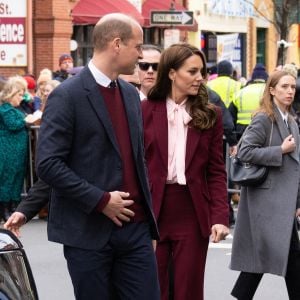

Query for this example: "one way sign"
[150,11,194,26]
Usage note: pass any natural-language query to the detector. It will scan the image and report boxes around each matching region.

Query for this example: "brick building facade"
[1,0,298,80]
[1,0,77,78]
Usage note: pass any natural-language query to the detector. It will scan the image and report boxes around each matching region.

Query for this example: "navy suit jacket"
[17,178,50,221]
[36,67,159,249]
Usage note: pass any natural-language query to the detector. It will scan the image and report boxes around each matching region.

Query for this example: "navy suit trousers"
[63,222,160,300]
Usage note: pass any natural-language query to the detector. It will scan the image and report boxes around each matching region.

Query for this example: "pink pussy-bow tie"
[167,99,192,184]
[167,100,192,125]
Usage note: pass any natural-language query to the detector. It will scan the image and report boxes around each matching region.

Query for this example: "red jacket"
[141,99,229,237]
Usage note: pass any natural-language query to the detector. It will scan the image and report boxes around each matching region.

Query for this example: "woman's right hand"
[281,135,296,154]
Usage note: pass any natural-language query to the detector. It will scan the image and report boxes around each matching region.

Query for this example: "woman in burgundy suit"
[141,44,229,300]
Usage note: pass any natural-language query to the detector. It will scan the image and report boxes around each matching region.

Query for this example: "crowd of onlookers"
[1,13,300,299]
[0,54,76,222]
[1,47,300,227]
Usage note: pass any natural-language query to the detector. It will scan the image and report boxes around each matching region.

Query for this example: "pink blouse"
[166,98,192,185]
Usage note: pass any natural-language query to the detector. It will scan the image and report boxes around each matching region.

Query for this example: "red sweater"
[97,85,146,222]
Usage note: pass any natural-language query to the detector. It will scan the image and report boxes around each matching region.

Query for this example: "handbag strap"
[237,119,274,150]
[268,121,274,146]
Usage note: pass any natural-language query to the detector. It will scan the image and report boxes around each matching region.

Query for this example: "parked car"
[0,228,38,299]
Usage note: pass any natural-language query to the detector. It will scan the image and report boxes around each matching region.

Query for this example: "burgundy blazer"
[141,99,229,237]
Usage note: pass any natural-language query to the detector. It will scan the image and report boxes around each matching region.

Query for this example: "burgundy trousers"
[156,184,209,300]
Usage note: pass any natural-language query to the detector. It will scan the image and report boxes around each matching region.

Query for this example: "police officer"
[207,60,241,108]
[229,63,269,139]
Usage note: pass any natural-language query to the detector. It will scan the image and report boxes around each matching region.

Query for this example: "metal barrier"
[225,141,241,194]
[28,125,39,187]
[22,125,40,196]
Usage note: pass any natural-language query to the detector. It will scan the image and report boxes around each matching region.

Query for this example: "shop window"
[256,28,266,65]
[233,35,245,78]
[144,27,164,47]
[72,25,94,66]
[203,32,246,77]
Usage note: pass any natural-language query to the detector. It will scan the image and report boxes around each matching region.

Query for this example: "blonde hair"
[0,75,27,104]
[45,79,60,90]
[37,68,53,86]
[39,80,61,108]
[36,69,53,99]
[282,63,298,79]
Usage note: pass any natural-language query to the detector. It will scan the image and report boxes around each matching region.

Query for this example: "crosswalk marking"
[226,234,233,239]
[209,243,232,249]
[208,233,233,249]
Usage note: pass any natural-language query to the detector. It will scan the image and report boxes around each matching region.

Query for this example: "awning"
[142,0,198,32]
[71,0,144,25]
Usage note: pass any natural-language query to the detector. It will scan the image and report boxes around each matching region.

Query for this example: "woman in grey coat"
[230,70,300,299]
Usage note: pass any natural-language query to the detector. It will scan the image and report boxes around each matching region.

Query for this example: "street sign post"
[150,10,194,26]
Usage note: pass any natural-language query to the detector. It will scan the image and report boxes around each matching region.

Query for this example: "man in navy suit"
[36,13,160,300]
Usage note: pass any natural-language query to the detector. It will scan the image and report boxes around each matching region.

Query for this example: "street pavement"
[1,219,290,299]
[206,233,288,299]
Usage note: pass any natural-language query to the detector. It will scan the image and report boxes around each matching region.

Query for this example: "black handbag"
[229,122,273,187]
[230,156,269,186]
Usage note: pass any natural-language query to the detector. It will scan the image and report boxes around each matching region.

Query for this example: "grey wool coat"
[230,107,300,276]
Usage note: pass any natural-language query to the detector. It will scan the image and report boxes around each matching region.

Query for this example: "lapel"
[82,67,121,158]
[288,116,300,162]
[274,107,289,141]
[118,79,139,159]
[152,101,168,171]
[274,107,299,162]
[185,126,202,171]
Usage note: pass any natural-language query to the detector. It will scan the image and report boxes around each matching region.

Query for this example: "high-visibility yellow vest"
[207,76,241,108]
[233,82,266,125]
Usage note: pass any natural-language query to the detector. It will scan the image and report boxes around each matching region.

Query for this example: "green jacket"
[0,103,28,201]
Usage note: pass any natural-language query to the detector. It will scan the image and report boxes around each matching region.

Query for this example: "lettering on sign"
[150,11,194,26]
[0,3,11,15]
[0,19,25,43]
[0,50,6,60]
[0,1,27,66]
[153,15,182,22]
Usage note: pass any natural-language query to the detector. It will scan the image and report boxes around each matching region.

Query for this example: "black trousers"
[231,227,300,300]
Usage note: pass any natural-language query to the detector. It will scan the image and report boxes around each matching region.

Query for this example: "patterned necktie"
[109,81,116,88]
[284,119,288,128]
[284,119,291,133]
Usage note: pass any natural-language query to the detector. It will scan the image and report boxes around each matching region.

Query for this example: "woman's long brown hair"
[148,43,217,130]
